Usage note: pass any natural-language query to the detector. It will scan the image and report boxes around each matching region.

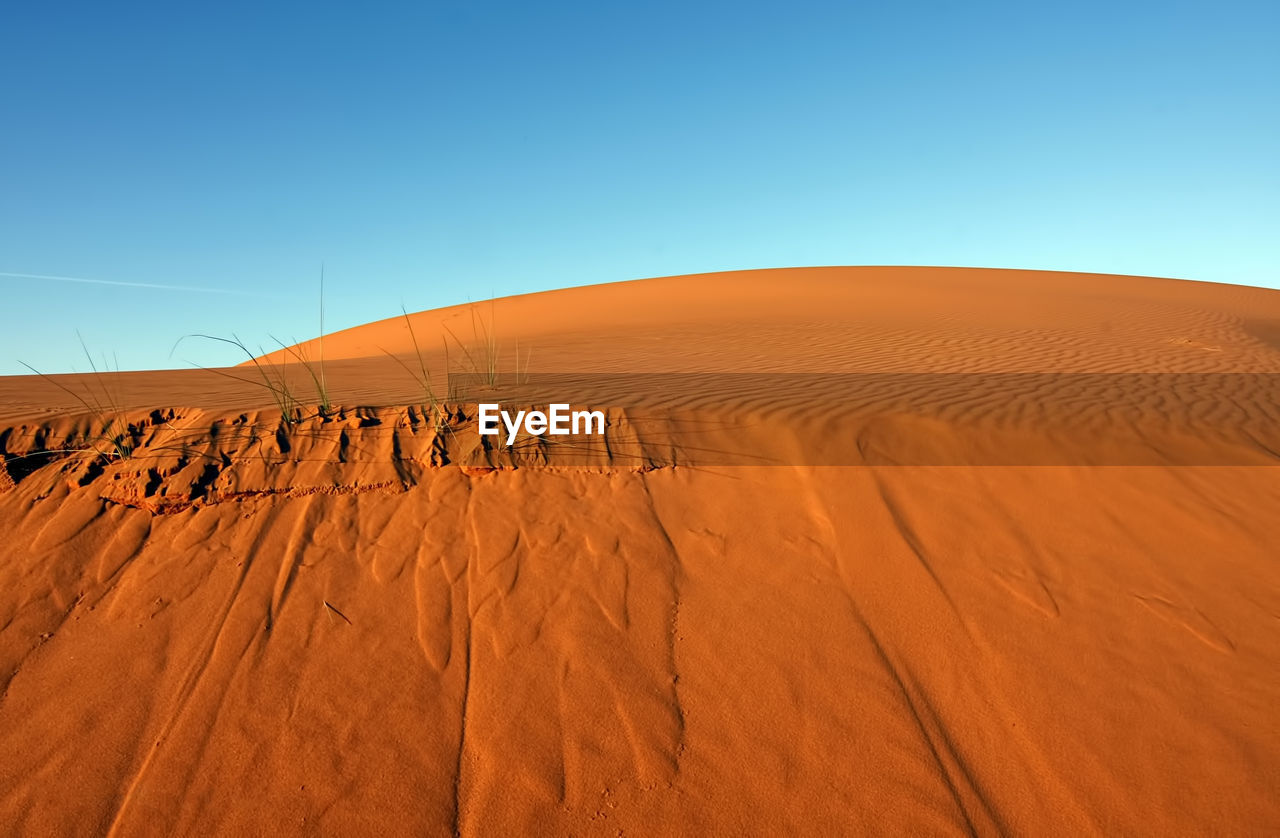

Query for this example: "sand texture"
[1,266,1279,835]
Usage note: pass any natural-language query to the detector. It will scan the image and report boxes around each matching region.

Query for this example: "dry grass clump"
[173,267,331,422]
[441,299,531,392]
[19,332,135,463]
[383,306,448,433]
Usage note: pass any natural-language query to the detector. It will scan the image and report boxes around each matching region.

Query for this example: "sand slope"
[1,267,1279,835]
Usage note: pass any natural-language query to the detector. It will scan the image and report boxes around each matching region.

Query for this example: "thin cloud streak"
[0,270,274,297]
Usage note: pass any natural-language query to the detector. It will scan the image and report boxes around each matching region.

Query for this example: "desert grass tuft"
[274,263,332,415]
[442,299,501,389]
[173,266,331,422]
[271,335,331,416]
[513,336,532,385]
[382,306,449,433]
[173,332,305,421]
[19,332,135,463]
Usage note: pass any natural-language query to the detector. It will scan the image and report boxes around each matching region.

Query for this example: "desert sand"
[1,266,1278,835]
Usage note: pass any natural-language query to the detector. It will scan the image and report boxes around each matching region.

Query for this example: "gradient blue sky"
[2,1,1277,374]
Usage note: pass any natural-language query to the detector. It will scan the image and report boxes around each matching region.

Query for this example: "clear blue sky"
[2,1,1276,374]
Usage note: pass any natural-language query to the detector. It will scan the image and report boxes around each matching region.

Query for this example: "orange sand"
[1,267,1278,834]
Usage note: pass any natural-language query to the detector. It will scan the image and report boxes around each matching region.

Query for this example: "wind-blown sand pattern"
[1,267,1278,834]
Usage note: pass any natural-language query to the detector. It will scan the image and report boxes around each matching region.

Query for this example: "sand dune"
[2,267,1279,834]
